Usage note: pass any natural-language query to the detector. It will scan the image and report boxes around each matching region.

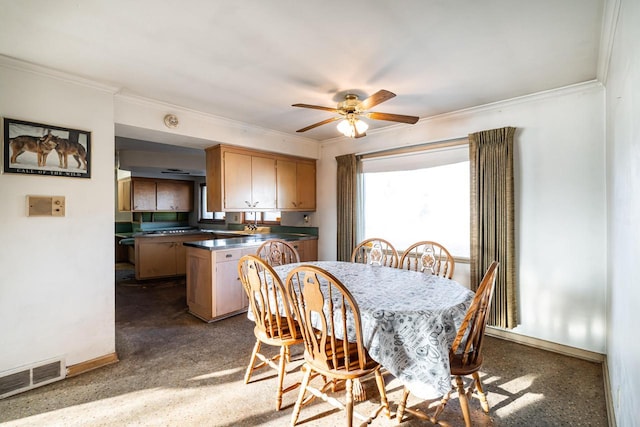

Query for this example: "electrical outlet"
[303,214,309,224]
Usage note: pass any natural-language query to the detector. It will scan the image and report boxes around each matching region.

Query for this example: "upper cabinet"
[118,177,193,212]
[222,151,276,210]
[206,145,315,212]
[156,180,193,211]
[276,159,316,211]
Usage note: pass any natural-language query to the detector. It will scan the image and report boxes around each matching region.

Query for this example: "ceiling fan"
[292,89,419,138]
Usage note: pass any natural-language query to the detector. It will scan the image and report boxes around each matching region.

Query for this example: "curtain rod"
[357,137,468,160]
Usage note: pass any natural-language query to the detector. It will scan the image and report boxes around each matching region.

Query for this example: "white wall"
[605,0,640,424]
[0,60,116,372]
[318,82,607,353]
[114,94,320,160]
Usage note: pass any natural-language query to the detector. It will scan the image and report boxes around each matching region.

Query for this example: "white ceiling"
[0,0,604,143]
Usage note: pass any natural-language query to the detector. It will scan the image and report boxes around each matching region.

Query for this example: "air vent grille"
[0,371,30,396]
[33,361,62,384]
[0,358,65,399]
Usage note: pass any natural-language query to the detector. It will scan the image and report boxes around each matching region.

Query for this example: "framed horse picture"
[3,118,91,178]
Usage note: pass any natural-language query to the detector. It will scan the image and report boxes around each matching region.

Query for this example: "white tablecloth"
[273,261,474,399]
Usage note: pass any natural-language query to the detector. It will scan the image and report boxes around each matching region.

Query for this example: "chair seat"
[254,315,303,346]
[304,339,380,379]
[450,353,483,376]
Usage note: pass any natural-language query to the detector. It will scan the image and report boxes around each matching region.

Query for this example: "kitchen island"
[183,233,318,322]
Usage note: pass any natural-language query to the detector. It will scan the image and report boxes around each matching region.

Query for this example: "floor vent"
[0,358,65,399]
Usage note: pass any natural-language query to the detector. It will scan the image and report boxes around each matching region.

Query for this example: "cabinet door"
[276,159,297,209]
[118,180,131,212]
[157,180,193,211]
[131,180,156,211]
[224,152,253,210]
[205,146,224,212]
[296,162,316,210]
[136,241,176,279]
[251,156,277,209]
[186,247,214,321]
[296,239,318,262]
[215,251,244,315]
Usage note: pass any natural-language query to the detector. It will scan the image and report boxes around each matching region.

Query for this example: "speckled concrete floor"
[0,267,609,426]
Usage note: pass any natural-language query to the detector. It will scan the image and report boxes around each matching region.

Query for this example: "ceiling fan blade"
[292,103,340,113]
[366,111,419,124]
[359,90,396,111]
[296,116,341,132]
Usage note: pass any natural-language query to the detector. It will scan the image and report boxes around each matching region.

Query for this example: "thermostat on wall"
[26,195,65,217]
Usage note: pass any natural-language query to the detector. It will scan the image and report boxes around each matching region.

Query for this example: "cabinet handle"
[292,201,297,207]
[226,254,233,258]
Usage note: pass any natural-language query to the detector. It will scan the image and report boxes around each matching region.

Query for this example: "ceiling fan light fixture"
[337,117,368,138]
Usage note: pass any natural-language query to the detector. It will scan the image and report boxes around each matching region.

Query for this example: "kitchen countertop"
[183,233,317,251]
[116,228,317,248]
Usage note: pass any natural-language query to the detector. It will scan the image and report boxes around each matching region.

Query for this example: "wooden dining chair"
[238,255,303,411]
[256,239,300,267]
[396,261,500,426]
[285,265,391,427]
[398,240,455,279]
[350,237,399,268]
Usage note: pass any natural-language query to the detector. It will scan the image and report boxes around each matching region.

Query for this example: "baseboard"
[66,352,119,378]
[602,356,617,427]
[486,327,604,363]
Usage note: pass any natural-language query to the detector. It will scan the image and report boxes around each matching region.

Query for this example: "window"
[243,211,281,224]
[200,183,281,225]
[361,143,470,258]
[199,184,226,223]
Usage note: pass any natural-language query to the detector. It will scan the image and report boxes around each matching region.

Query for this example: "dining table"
[271,260,475,400]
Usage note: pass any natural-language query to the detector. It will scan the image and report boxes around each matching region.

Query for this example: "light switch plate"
[27,195,66,217]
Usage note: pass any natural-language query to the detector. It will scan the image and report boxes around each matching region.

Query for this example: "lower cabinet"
[290,238,318,262]
[134,234,213,280]
[185,238,318,323]
[186,246,254,322]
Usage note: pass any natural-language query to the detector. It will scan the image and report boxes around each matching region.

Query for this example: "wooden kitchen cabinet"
[134,233,212,280]
[276,159,316,210]
[131,179,156,211]
[186,246,254,322]
[118,177,193,212]
[222,151,276,210]
[290,238,318,262]
[156,180,193,211]
[136,240,176,279]
[205,144,315,212]
[118,180,131,211]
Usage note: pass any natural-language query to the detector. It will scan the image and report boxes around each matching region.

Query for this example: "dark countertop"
[116,229,244,243]
[183,233,317,251]
[116,228,317,248]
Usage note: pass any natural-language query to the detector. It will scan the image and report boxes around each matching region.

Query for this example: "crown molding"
[426,80,603,122]
[114,92,319,146]
[0,55,120,93]
[321,80,604,149]
[597,0,621,84]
